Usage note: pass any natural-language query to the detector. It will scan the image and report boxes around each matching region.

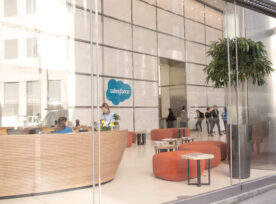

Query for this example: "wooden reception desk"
[0,129,128,198]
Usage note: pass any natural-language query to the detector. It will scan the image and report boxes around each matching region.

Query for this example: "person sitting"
[52,117,73,134]
[75,119,80,128]
[101,103,115,124]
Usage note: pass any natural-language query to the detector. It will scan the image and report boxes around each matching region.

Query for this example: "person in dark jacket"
[195,110,204,132]
[166,108,176,128]
[205,107,212,135]
[210,105,222,136]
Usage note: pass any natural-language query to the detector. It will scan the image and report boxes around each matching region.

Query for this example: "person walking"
[180,106,188,128]
[195,110,204,132]
[210,105,222,136]
[205,107,212,136]
[167,108,176,128]
[221,107,227,132]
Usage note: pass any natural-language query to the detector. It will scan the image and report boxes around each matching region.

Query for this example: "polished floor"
[0,131,275,204]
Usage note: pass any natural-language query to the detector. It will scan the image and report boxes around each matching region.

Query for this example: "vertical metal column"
[93,0,102,202]
[187,160,190,184]
[89,0,95,203]
[234,0,242,184]
[208,159,210,185]
[224,1,233,186]
[197,160,201,187]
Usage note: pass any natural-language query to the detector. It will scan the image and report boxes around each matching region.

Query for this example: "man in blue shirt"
[52,117,73,134]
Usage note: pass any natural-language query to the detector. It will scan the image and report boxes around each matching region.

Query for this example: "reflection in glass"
[4,0,17,17]
[3,83,19,126]
[26,81,40,126]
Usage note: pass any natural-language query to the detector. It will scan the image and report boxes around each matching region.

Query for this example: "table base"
[187,159,211,187]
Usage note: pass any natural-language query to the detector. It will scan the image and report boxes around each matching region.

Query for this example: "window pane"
[26,38,38,58]
[26,0,36,14]
[4,39,18,59]
[3,83,19,125]
[4,0,17,17]
[48,80,61,107]
[27,81,40,117]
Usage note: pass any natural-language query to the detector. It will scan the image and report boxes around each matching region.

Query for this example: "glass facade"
[0,0,275,203]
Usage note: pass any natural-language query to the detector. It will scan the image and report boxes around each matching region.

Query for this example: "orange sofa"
[151,128,190,141]
[153,150,205,181]
[178,143,221,169]
[179,141,227,160]
[201,141,227,160]
[127,133,132,147]
[128,131,136,143]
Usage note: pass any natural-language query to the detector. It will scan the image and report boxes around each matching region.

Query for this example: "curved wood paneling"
[0,130,128,197]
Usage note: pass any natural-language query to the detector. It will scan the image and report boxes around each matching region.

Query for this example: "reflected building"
[0,0,226,131]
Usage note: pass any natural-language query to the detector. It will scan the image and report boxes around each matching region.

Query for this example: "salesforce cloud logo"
[106,79,131,105]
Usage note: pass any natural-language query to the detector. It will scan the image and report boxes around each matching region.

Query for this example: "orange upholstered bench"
[128,131,136,143]
[178,143,221,169]
[179,141,227,161]
[126,133,132,147]
[151,128,180,140]
[153,150,205,181]
[201,141,227,160]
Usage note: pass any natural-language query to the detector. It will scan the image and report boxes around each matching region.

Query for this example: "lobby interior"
[0,0,276,203]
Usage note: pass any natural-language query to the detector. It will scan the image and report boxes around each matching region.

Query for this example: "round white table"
[181,153,214,187]
[180,137,195,144]
[161,138,178,149]
[155,141,177,154]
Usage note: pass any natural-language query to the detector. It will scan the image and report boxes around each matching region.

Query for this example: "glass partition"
[245,8,276,172]
[97,0,233,203]
[0,0,97,202]
[0,0,275,204]
[224,0,276,186]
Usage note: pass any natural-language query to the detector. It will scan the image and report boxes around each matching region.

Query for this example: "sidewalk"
[238,188,276,204]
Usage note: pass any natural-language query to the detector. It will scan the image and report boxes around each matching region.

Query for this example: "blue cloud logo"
[106,79,131,105]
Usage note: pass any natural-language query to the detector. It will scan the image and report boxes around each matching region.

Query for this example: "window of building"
[48,80,61,108]
[4,39,18,59]
[27,81,40,117]
[3,83,19,117]
[26,0,36,14]
[4,0,17,17]
[26,38,38,58]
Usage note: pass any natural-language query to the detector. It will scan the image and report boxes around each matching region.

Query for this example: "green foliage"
[204,38,274,88]
[101,126,111,131]
[113,113,120,121]
[114,121,119,126]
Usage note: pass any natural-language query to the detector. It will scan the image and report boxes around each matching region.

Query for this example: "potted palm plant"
[204,37,273,179]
